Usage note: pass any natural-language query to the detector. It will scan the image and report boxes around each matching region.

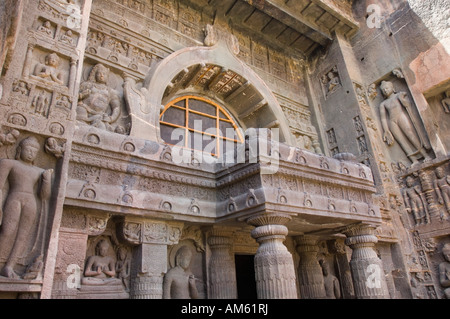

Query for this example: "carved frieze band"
[119,220,183,246]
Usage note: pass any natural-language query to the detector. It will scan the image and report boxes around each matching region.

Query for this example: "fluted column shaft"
[343,224,390,299]
[296,236,326,299]
[208,230,237,299]
[247,214,297,299]
[131,243,166,299]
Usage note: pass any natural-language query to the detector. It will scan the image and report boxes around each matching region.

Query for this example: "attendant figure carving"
[434,166,450,214]
[439,243,450,299]
[379,81,430,166]
[0,137,53,279]
[77,64,123,132]
[403,176,428,226]
[320,260,341,299]
[163,246,199,299]
[441,90,450,114]
[115,246,130,291]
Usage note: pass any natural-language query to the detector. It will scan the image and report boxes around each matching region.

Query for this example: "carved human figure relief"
[32,91,50,116]
[163,245,199,299]
[37,21,53,37]
[319,259,341,299]
[60,30,75,46]
[440,243,450,299]
[441,90,450,114]
[33,53,65,85]
[115,246,130,291]
[379,81,431,166]
[403,176,429,226]
[434,166,450,214]
[0,137,53,279]
[321,66,341,97]
[77,64,125,133]
[81,239,122,285]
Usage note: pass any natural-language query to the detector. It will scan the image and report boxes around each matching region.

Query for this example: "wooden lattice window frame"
[160,96,244,157]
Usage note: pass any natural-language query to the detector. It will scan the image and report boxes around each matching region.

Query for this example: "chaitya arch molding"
[124,25,294,146]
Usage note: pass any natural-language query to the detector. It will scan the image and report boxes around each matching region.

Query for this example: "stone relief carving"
[76,63,127,134]
[403,176,429,226]
[163,245,199,299]
[441,90,450,114]
[368,83,378,100]
[45,137,65,158]
[33,52,65,86]
[440,243,450,299]
[115,245,130,292]
[22,255,44,280]
[0,129,20,147]
[0,137,53,279]
[321,66,341,97]
[81,238,122,286]
[37,20,55,38]
[434,166,450,215]
[379,80,431,166]
[319,259,341,299]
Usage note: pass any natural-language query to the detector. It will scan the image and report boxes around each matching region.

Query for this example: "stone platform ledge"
[0,277,42,292]
[77,284,129,299]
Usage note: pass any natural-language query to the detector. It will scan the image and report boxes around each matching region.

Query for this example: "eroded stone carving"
[440,243,450,299]
[321,66,341,97]
[163,245,199,299]
[379,81,431,166]
[45,137,65,158]
[434,166,450,215]
[76,64,124,133]
[320,259,341,299]
[33,52,65,85]
[441,90,450,113]
[81,239,121,286]
[116,246,130,291]
[0,137,53,279]
[403,176,429,226]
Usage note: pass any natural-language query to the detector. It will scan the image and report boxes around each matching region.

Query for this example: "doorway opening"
[235,254,257,299]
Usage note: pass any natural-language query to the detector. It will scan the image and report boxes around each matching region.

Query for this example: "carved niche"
[76,63,130,135]
[0,136,54,280]
[370,74,433,167]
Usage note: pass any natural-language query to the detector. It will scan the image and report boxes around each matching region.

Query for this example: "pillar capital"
[295,235,326,299]
[246,213,292,227]
[342,223,390,299]
[295,235,320,252]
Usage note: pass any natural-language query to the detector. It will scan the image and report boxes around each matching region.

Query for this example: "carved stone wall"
[0,0,448,300]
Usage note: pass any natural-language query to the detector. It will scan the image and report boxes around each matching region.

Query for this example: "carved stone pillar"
[330,239,355,299]
[343,224,390,299]
[131,243,167,299]
[418,170,439,222]
[295,236,326,299]
[68,58,78,94]
[247,213,297,299]
[119,219,183,299]
[207,228,237,299]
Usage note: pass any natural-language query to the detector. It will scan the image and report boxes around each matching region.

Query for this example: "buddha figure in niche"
[0,137,53,279]
[163,245,199,299]
[379,81,431,166]
[82,239,122,286]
